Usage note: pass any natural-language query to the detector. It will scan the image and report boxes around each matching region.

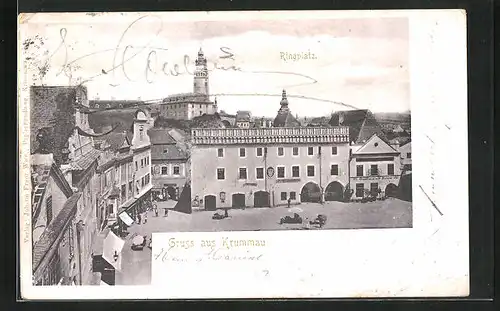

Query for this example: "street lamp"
[113,251,119,262]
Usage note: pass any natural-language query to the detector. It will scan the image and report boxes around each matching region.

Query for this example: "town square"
[24,17,412,287]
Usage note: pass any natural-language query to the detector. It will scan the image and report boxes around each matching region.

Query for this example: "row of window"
[161,165,181,176]
[217,146,339,158]
[135,156,150,171]
[216,164,340,180]
[163,103,207,109]
[355,183,379,197]
[117,173,150,205]
[356,164,395,177]
[281,191,297,200]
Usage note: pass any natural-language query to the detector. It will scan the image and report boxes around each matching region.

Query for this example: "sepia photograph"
[19,10,467,298]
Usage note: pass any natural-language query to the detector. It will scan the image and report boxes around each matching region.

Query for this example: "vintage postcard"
[18,10,468,299]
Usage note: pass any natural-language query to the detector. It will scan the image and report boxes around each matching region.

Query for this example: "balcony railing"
[191,127,350,145]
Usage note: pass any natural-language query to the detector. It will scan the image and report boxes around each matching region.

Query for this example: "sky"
[20,12,410,117]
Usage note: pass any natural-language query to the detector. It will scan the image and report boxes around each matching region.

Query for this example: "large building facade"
[190,127,351,210]
[349,134,402,200]
[158,49,217,120]
[149,128,190,201]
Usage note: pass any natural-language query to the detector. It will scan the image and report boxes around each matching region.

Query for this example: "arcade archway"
[300,182,322,203]
[385,183,398,198]
[325,181,344,201]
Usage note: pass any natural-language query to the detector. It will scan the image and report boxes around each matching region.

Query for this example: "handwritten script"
[153,237,266,264]
[25,15,317,88]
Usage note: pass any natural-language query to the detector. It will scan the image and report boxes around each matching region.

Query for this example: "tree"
[343,185,354,202]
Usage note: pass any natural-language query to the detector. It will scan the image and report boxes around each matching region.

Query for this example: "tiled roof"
[306,116,331,127]
[400,139,411,147]
[151,144,189,161]
[168,128,189,141]
[329,109,387,144]
[390,137,411,146]
[273,112,301,127]
[71,148,101,171]
[163,93,210,103]
[148,128,176,145]
[32,192,81,273]
[96,132,130,152]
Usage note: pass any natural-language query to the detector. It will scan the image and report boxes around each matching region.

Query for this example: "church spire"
[279,89,289,111]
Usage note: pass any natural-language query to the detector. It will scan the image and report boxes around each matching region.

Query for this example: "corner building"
[190,127,350,210]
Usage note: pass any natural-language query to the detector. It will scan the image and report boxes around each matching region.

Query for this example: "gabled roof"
[329,109,387,144]
[151,144,189,161]
[352,133,399,155]
[71,148,102,171]
[148,128,177,145]
[96,131,131,152]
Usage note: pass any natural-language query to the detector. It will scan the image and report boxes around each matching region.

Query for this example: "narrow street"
[115,200,177,285]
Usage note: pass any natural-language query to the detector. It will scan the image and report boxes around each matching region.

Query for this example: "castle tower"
[193,48,209,96]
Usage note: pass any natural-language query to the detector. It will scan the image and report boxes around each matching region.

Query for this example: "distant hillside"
[374,112,411,123]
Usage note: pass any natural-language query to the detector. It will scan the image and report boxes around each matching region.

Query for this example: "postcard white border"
[18,9,468,299]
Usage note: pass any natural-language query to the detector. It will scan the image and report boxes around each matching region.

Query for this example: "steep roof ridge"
[356,112,369,143]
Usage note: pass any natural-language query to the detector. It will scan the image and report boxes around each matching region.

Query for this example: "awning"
[102,231,125,271]
[118,212,134,226]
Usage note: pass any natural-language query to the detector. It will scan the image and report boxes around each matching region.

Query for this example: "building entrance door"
[232,193,246,208]
[253,191,270,207]
[166,186,176,200]
[204,195,216,211]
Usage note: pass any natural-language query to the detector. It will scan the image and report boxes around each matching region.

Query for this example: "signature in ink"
[40,15,318,88]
